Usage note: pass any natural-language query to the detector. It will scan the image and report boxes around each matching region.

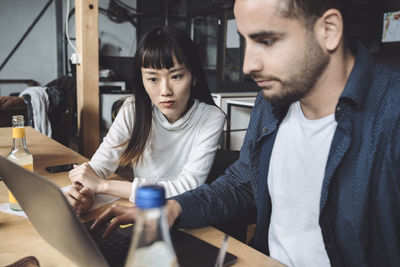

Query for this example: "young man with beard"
[92,0,400,265]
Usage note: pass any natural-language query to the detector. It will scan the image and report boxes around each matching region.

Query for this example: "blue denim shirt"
[173,45,400,266]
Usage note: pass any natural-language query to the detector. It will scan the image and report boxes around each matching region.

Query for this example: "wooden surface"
[0,127,283,267]
[0,127,87,266]
[75,0,100,158]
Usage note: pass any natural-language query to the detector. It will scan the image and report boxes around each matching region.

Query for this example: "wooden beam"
[75,0,99,158]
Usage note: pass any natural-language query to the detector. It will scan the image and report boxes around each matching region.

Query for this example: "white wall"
[0,0,58,96]
[0,0,137,96]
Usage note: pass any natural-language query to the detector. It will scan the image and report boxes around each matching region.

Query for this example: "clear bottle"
[7,115,33,211]
[125,185,178,267]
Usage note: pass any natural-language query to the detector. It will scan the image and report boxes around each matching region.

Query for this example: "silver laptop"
[0,155,238,267]
[0,155,110,267]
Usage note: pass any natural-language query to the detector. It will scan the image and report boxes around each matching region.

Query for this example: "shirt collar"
[338,44,374,109]
[154,99,199,130]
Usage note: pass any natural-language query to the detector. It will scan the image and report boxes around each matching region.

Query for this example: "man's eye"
[261,39,275,46]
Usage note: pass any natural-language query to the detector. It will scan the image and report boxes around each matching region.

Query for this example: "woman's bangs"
[140,41,188,70]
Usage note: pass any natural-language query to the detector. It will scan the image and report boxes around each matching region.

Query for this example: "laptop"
[0,156,238,267]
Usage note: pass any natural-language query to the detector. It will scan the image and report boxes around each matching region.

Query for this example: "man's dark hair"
[279,0,349,38]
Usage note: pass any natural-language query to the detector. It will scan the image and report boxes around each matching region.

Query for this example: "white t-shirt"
[89,96,226,201]
[267,101,337,267]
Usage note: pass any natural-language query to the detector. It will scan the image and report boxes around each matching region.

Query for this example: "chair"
[45,76,76,147]
[0,76,76,147]
[0,96,28,127]
[205,149,251,243]
[205,149,240,184]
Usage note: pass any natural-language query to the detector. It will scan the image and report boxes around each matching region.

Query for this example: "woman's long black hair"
[119,26,216,166]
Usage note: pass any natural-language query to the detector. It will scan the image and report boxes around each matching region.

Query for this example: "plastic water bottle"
[7,115,34,211]
[125,185,178,267]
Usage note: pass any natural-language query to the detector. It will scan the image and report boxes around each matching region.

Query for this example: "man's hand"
[90,204,136,238]
[165,199,182,227]
[90,199,182,238]
[64,184,95,215]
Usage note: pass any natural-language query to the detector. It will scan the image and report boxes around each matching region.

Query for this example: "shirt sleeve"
[170,95,265,228]
[171,131,256,228]
[392,111,400,198]
[89,98,134,178]
[129,107,226,202]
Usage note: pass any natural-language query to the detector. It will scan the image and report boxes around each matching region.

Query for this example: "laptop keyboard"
[83,221,238,267]
[84,221,133,267]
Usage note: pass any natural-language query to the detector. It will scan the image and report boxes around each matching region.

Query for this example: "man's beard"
[261,33,330,106]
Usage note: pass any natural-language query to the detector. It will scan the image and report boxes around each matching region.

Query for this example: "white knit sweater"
[89,96,226,201]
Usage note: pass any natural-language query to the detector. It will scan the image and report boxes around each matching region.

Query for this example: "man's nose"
[242,44,262,75]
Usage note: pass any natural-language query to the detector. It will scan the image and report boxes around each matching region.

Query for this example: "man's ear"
[314,9,343,52]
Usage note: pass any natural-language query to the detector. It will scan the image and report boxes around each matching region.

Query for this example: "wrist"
[167,199,182,227]
[173,200,182,218]
[97,179,109,194]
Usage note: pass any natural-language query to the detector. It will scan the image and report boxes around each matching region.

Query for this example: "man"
[92,0,400,265]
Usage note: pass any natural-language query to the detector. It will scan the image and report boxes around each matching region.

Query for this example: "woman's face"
[141,57,193,123]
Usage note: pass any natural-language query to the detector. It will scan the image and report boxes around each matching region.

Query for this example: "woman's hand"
[64,184,95,215]
[69,163,106,194]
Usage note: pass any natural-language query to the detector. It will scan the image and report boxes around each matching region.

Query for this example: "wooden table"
[0,127,282,267]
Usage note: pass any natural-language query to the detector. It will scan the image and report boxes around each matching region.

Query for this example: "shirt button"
[336,106,341,112]
[262,127,268,133]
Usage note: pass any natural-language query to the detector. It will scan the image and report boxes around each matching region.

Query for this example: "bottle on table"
[7,115,33,211]
[125,185,178,267]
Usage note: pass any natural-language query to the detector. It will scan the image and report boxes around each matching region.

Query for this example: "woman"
[66,26,225,214]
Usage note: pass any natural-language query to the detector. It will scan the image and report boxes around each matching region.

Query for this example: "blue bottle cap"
[135,185,166,209]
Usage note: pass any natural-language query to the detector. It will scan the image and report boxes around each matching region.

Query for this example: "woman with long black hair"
[66,26,225,214]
